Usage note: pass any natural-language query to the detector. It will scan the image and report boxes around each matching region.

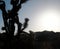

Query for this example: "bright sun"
[36,9,60,32]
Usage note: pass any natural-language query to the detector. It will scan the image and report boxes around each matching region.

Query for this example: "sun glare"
[35,9,60,32]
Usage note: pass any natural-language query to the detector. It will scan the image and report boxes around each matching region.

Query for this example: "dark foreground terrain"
[0,31,60,49]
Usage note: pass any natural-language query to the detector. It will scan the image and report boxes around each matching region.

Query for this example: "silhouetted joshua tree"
[0,0,28,35]
[8,0,28,34]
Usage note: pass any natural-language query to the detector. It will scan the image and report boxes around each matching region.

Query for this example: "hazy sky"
[0,0,60,33]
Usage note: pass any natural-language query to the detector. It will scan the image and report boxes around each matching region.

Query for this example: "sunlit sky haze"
[0,0,60,33]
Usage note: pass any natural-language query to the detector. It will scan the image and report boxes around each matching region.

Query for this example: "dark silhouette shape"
[20,0,28,4]
[8,19,15,36]
[22,18,29,30]
[8,0,28,33]
[0,0,9,33]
